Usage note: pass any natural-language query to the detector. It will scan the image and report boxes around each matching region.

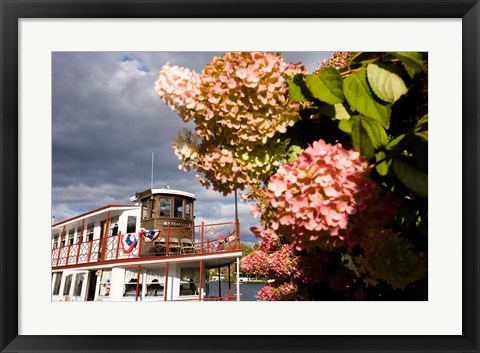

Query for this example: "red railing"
[52,220,241,268]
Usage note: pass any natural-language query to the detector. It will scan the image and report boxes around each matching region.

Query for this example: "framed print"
[1,1,479,352]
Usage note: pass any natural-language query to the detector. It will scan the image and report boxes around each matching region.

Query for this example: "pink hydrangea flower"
[250,227,280,253]
[256,282,304,301]
[263,139,395,250]
[154,64,200,123]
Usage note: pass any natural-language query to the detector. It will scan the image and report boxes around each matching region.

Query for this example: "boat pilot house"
[51,188,242,302]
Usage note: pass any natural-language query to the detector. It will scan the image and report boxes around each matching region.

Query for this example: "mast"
[151,152,154,189]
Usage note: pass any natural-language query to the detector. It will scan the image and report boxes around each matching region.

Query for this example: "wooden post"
[235,219,241,249]
[76,219,85,264]
[236,257,240,301]
[201,222,205,253]
[115,231,121,260]
[218,267,221,298]
[227,264,232,298]
[135,265,141,301]
[166,225,171,256]
[78,219,85,243]
[137,230,143,257]
[56,225,66,267]
[198,260,203,301]
[164,263,169,301]
[100,211,110,262]
[87,241,94,263]
[66,244,71,265]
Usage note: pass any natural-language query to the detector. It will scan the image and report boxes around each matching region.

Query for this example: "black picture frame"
[1,1,478,352]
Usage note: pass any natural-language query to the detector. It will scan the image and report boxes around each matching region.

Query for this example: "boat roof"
[130,188,196,202]
[52,204,139,229]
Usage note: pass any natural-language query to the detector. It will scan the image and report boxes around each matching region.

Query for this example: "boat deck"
[52,221,241,269]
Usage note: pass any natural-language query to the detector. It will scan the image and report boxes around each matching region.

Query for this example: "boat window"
[127,216,137,233]
[52,272,62,295]
[179,268,199,296]
[149,199,156,219]
[73,273,85,297]
[174,199,184,219]
[76,226,83,243]
[63,274,73,296]
[86,223,94,242]
[110,217,119,236]
[68,229,75,245]
[145,268,166,297]
[52,233,59,249]
[159,198,171,217]
[60,232,66,247]
[185,201,192,220]
[142,200,148,220]
[123,269,142,297]
[98,270,112,297]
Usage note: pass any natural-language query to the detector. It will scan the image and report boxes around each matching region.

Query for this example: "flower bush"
[157,51,429,300]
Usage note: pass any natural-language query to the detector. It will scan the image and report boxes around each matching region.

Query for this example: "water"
[206,281,265,301]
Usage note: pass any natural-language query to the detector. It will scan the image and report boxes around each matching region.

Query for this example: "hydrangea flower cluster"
[194,52,305,144]
[155,52,306,195]
[241,232,365,300]
[155,64,200,123]
[240,243,296,280]
[316,52,352,72]
[250,226,281,253]
[263,139,392,250]
[256,282,304,301]
[173,132,289,194]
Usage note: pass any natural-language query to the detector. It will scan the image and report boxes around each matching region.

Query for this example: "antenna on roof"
[151,152,154,189]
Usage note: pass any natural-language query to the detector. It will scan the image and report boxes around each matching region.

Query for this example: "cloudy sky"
[52,51,334,245]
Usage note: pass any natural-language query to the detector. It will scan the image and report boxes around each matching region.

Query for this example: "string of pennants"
[119,228,161,254]
[119,228,236,254]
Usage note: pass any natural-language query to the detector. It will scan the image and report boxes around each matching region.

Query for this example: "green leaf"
[414,114,428,141]
[287,75,308,103]
[393,160,428,197]
[416,114,428,126]
[344,68,391,129]
[333,103,351,120]
[415,131,428,141]
[361,115,388,148]
[367,63,408,104]
[287,144,303,162]
[375,151,391,176]
[339,119,353,134]
[349,52,379,65]
[304,68,344,105]
[351,115,388,159]
[352,116,374,159]
[386,134,406,151]
[392,52,426,77]
[317,102,351,120]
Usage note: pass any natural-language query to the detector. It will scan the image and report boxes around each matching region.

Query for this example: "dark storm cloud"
[52,51,334,243]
